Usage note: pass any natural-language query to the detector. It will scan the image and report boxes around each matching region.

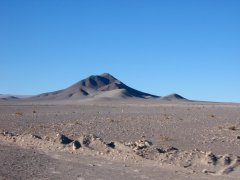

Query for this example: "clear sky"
[0,0,240,102]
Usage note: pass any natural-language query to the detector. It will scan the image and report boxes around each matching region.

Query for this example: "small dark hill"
[160,93,188,101]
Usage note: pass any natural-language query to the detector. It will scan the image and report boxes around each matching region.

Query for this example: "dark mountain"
[30,73,159,101]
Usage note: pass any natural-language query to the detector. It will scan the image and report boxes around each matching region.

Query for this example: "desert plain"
[0,74,240,180]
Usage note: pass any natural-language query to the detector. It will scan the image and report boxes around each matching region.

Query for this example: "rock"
[183,162,192,168]
[237,136,240,140]
[124,139,153,152]
[72,140,81,150]
[3,130,8,136]
[165,147,179,153]
[205,151,218,165]
[89,164,95,167]
[106,142,115,149]
[135,140,147,149]
[144,140,153,147]
[156,148,166,153]
[82,134,98,146]
[56,133,73,144]
[124,142,134,148]
[1,130,15,138]
[30,134,42,139]
[202,169,215,174]
[221,154,231,165]
[134,139,153,150]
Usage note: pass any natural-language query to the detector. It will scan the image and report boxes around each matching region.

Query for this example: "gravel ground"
[0,101,240,179]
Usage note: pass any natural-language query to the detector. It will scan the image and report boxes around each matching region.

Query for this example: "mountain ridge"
[1,73,189,102]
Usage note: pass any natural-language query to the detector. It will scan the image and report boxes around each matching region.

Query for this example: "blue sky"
[0,0,240,102]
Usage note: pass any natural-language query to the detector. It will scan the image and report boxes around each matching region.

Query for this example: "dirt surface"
[0,101,240,179]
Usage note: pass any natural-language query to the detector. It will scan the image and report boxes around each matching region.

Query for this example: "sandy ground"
[0,101,240,179]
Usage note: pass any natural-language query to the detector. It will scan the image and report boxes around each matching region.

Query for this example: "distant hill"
[160,93,188,101]
[0,95,19,101]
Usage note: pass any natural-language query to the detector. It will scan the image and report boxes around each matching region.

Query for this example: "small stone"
[202,169,208,173]
[135,140,146,149]
[205,151,217,165]
[156,148,165,153]
[221,155,231,165]
[31,134,42,139]
[166,147,179,153]
[183,163,192,168]
[72,140,81,150]
[82,134,98,146]
[144,140,153,147]
[134,139,153,150]
[237,136,240,140]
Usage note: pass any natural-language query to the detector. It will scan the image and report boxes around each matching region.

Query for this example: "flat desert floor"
[0,101,240,179]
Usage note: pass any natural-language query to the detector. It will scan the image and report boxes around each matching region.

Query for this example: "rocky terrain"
[0,102,240,180]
